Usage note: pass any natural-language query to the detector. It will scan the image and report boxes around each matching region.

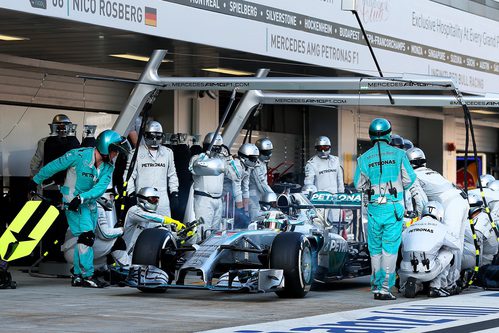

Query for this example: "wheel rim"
[301,245,313,284]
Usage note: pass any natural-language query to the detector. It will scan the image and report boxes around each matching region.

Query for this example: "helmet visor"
[109,137,132,156]
[260,150,273,157]
[315,145,331,152]
[137,194,159,204]
[145,132,164,141]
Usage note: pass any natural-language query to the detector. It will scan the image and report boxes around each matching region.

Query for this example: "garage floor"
[0,268,428,333]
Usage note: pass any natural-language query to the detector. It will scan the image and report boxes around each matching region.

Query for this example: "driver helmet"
[406,147,426,169]
[403,139,414,151]
[95,130,131,159]
[144,120,164,149]
[255,138,273,162]
[390,134,404,149]
[368,118,392,143]
[315,136,331,159]
[137,187,160,213]
[480,174,496,188]
[422,201,444,222]
[468,192,484,217]
[301,184,317,199]
[49,114,72,137]
[238,143,259,168]
[488,180,499,192]
[203,132,224,154]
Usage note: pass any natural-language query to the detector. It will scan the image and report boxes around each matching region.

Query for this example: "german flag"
[145,7,157,27]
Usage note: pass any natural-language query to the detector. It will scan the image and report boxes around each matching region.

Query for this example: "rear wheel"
[270,232,313,298]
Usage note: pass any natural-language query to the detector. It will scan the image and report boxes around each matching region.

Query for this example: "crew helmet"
[368,118,392,143]
[95,130,131,157]
[390,134,404,149]
[203,132,224,153]
[468,192,484,216]
[488,180,499,191]
[406,147,426,169]
[260,192,278,208]
[301,184,318,199]
[403,139,414,151]
[315,136,331,159]
[238,143,260,168]
[144,120,164,148]
[255,138,273,162]
[422,201,444,222]
[137,187,160,213]
[49,114,72,136]
[480,174,496,188]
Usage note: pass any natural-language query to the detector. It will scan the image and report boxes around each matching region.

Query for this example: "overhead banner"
[2,0,499,94]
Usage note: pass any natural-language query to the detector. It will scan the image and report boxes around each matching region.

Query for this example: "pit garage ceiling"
[0,8,345,78]
[0,7,498,123]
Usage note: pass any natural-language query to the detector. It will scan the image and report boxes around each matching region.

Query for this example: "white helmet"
[203,132,224,154]
[144,121,164,148]
[260,192,277,208]
[422,201,444,222]
[488,180,499,191]
[315,136,331,159]
[406,147,426,169]
[238,143,259,168]
[256,138,273,162]
[137,187,160,213]
[468,192,484,216]
[480,174,495,188]
[301,184,317,199]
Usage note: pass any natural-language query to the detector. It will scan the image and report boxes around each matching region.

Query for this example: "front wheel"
[270,232,313,298]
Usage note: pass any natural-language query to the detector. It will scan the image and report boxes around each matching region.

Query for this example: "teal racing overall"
[34,148,114,278]
[354,141,416,294]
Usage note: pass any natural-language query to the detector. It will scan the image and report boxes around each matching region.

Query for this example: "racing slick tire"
[132,228,172,293]
[270,232,313,298]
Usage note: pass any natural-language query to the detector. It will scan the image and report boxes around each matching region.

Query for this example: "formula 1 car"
[126,190,370,298]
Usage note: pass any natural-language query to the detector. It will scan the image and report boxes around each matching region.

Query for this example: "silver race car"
[126,190,370,298]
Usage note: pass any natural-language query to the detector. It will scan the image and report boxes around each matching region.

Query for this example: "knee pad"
[111,237,126,252]
[77,231,95,247]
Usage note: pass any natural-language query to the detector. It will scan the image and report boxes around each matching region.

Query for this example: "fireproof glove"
[28,179,38,194]
[68,196,81,212]
[170,192,179,210]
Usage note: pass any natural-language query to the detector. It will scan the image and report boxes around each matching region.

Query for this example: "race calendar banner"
[3,0,499,94]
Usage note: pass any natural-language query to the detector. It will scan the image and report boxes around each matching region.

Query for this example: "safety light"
[109,54,173,63]
[0,34,29,41]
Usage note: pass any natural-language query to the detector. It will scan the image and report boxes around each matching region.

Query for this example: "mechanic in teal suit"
[354,118,416,300]
[30,130,130,288]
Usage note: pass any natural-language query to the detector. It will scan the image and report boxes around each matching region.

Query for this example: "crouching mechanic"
[62,189,131,277]
[29,130,130,288]
[462,193,498,271]
[354,118,416,300]
[406,147,469,290]
[123,187,186,256]
[399,201,460,298]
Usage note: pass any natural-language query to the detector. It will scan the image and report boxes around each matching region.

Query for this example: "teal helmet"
[368,118,392,143]
[96,130,131,156]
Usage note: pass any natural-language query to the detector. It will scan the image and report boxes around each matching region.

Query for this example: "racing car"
[126,190,370,298]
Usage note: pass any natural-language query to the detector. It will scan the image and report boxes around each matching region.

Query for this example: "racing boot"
[82,276,109,288]
[71,275,82,287]
[428,287,450,297]
[403,277,418,298]
[374,292,397,300]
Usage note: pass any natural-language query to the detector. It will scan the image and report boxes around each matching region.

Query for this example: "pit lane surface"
[0,269,490,333]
